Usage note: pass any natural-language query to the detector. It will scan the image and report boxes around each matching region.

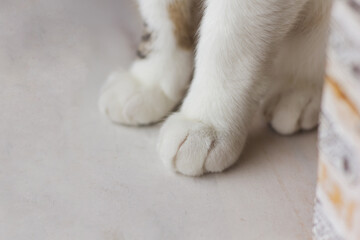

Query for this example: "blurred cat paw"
[99,71,176,125]
[264,88,321,135]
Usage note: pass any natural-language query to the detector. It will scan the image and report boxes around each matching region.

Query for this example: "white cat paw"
[158,113,243,176]
[99,71,176,125]
[264,88,321,135]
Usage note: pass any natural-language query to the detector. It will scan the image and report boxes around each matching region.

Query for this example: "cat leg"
[158,0,309,176]
[263,0,332,135]
[99,0,201,125]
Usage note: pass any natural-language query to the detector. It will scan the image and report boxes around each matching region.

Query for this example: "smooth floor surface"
[0,1,318,239]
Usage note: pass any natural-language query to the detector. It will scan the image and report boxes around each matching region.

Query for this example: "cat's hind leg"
[263,0,332,135]
[99,0,201,125]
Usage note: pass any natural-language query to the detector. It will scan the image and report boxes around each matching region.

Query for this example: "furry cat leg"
[99,0,200,125]
[158,0,313,176]
[263,0,332,134]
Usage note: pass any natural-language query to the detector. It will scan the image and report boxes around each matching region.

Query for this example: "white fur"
[100,0,332,175]
[99,0,194,124]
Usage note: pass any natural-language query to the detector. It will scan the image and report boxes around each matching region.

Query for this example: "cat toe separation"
[158,114,243,176]
[265,90,321,135]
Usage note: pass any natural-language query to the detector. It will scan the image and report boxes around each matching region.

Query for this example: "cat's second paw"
[99,71,176,125]
[158,113,243,176]
[264,88,321,135]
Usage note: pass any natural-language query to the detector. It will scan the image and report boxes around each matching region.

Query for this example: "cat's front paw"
[264,88,321,135]
[99,71,176,125]
[158,113,243,176]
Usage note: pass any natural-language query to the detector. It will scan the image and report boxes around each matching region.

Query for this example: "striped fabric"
[313,1,360,239]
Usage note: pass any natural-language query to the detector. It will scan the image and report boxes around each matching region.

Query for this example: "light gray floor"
[0,1,318,239]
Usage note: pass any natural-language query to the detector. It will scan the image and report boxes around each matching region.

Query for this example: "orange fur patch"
[168,0,203,50]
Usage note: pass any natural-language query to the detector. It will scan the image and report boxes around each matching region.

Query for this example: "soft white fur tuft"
[100,0,332,175]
